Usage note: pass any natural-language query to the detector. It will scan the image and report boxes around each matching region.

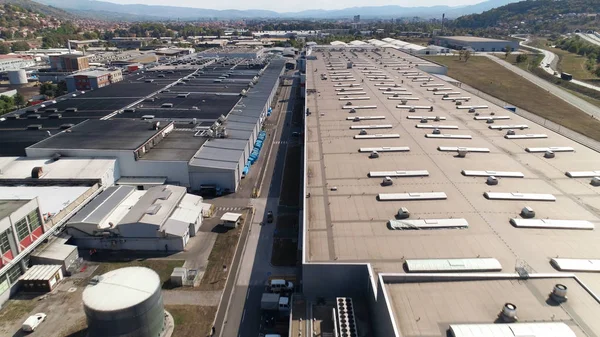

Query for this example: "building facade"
[0,199,44,305]
[434,36,520,52]
[49,54,90,72]
[65,69,123,92]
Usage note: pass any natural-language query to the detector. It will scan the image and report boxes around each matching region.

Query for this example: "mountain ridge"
[33,0,519,20]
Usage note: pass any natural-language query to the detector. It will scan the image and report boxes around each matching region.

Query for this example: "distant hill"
[0,0,73,20]
[453,0,600,29]
[33,0,519,20]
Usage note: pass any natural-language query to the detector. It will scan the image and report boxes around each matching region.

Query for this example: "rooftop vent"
[60,124,74,129]
[456,101,463,106]
[499,303,518,322]
[591,177,600,186]
[420,118,428,123]
[349,108,356,113]
[152,121,161,130]
[550,284,568,303]
[457,148,468,158]
[124,108,136,113]
[468,108,476,113]
[27,114,41,119]
[346,102,353,106]
[521,206,535,218]
[396,207,410,219]
[474,112,480,116]
[487,176,498,185]
[544,150,555,159]
[49,113,62,119]
[27,124,42,130]
[65,107,77,112]
[506,129,516,136]
[369,151,379,159]
[359,129,367,135]
[486,118,494,124]
[432,128,441,135]
[381,176,393,186]
[31,166,43,179]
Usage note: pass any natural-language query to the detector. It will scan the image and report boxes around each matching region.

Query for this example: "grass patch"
[271,238,298,267]
[497,53,544,72]
[0,299,36,324]
[550,47,599,82]
[425,56,600,142]
[93,259,184,288]
[166,305,216,337]
[197,213,245,291]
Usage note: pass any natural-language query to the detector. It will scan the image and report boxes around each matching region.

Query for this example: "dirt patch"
[0,299,37,324]
[92,259,184,288]
[197,211,246,291]
[166,305,216,337]
[271,238,298,267]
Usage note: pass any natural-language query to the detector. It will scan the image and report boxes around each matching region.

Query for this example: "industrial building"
[66,184,204,251]
[49,54,90,72]
[83,266,165,337]
[434,36,520,52]
[65,69,123,92]
[297,46,600,337]
[0,56,36,72]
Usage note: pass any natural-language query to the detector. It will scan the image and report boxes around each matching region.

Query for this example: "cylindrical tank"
[8,69,27,85]
[83,267,164,337]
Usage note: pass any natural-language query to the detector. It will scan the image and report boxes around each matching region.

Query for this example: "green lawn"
[425,56,600,142]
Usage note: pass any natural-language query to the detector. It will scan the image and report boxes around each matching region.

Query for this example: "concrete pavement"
[219,77,299,337]
[484,54,600,117]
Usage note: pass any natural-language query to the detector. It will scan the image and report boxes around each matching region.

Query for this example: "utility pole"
[441,13,445,35]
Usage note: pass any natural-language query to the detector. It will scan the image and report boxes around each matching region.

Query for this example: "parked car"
[22,313,46,332]
[267,211,274,223]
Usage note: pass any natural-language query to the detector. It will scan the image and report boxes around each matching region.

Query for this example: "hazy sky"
[103,0,485,12]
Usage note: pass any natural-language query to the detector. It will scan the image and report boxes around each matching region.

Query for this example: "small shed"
[31,242,79,275]
[221,212,242,228]
[20,265,63,292]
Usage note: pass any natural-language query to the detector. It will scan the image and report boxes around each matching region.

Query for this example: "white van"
[269,279,294,293]
[22,313,46,332]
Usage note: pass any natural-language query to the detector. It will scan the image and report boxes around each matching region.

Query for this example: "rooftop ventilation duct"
[346,102,352,106]
[551,284,568,303]
[474,112,480,116]
[521,206,535,218]
[381,177,393,186]
[457,148,468,158]
[506,129,516,136]
[353,117,360,122]
[434,116,441,121]
[31,166,43,179]
[396,207,410,219]
[369,151,379,159]
[349,108,356,113]
[359,129,367,135]
[591,177,600,186]
[544,150,555,159]
[432,128,441,135]
[487,118,494,124]
[499,303,518,322]
[487,176,499,185]
[420,119,428,123]
[456,101,463,106]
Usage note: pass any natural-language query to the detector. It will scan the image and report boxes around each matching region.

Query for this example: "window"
[0,230,10,254]
[7,264,22,284]
[27,210,41,231]
[15,218,30,241]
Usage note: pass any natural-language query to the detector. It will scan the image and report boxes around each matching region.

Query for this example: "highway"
[484,53,600,117]
[217,74,299,337]
[517,36,600,93]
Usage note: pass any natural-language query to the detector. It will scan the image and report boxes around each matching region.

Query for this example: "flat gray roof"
[304,48,600,287]
[68,185,134,226]
[439,36,513,43]
[0,200,29,220]
[140,130,207,161]
[386,276,599,337]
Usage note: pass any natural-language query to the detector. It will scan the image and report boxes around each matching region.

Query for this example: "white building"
[66,185,203,251]
[0,57,35,71]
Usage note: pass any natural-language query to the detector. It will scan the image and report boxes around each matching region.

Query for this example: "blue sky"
[102,0,486,12]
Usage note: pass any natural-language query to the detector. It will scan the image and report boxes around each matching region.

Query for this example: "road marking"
[246,289,250,300]
[241,309,246,322]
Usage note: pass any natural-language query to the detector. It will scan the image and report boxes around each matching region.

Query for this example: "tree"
[464,50,472,62]
[0,43,10,54]
[595,66,600,78]
[458,49,464,61]
[516,54,528,63]
[13,93,25,108]
[11,41,30,52]
[39,82,56,97]
[504,44,512,59]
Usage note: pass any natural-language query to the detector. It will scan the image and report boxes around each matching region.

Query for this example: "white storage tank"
[83,267,165,337]
[8,69,27,85]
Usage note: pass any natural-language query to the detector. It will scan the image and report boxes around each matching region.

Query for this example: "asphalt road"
[577,32,600,47]
[484,54,600,117]
[218,75,298,337]
[518,37,600,93]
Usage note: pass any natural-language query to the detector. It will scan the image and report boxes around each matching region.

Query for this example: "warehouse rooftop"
[28,119,171,151]
[304,48,600,282]
[0,200,29,220]
[439,36,514,43]
[139,130,207,161]
[384,274,600,337]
